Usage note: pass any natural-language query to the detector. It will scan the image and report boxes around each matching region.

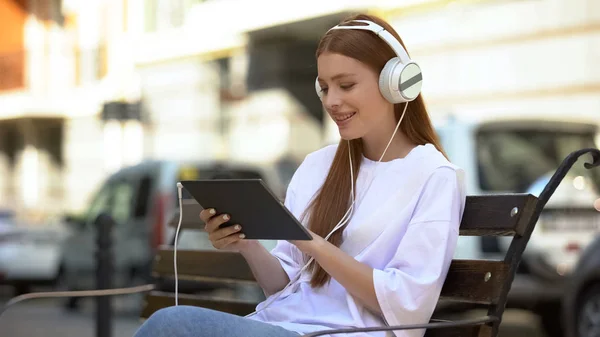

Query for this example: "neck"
[362,129,417,162]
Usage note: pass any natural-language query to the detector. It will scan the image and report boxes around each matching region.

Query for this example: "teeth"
[335,112,355,121]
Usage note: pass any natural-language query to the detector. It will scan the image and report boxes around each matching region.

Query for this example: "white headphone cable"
[244,102,409,317]
[174,183,184,306]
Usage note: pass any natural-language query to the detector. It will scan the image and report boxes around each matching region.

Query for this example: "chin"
[338,129,362,141]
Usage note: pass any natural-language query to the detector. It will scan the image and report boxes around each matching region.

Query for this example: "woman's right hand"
[200,208,252,253]
[200,208,290,295]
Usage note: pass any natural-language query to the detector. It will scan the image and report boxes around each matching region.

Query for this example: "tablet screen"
[180,179,312,241]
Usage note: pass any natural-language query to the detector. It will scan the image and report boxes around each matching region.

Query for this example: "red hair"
[303,13,447,288]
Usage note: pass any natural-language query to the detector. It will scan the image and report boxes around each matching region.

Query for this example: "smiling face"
[317,52,395,141]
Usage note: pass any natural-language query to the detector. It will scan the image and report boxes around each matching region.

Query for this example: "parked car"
[56,159,287,310]
[0,224,68,295]
[435,113,600,337]
[0,209,16,228]
[562,233,600,337]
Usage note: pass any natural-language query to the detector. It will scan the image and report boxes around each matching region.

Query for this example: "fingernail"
[209,209,216,215]
[234,225,241,230]
[239,234,245,239]
[223,214,229,220]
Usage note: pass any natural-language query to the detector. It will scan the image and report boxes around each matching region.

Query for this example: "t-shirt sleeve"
[372,167,465,337]
[268,156,311,282]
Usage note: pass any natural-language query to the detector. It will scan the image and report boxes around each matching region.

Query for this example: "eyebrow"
[317,73,357,82]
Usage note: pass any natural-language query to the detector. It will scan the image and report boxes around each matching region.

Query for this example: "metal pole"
[95,213,114,337]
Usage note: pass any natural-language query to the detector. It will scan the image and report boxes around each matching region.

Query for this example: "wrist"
[238,240,262,256]
[302,235,327,257]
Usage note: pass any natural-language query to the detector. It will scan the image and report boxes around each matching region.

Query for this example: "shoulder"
[295,143,339,177]
[304,143,339,164]
[409,149,467,223]
[288,143,339,189]
[406,143,466,204]
[283,143,339,216]
[423,166,463,191]
[419,146,466,200]
[411,144,464,183]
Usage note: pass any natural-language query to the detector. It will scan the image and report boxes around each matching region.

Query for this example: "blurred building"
[386,0,600,123]
[0,0,141,220]
[0,0,72,221]
[0,0,599,221]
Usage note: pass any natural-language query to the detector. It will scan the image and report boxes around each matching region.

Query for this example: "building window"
[75,44,107,85]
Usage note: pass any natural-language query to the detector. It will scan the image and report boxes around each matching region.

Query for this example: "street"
[1,288,143,337]
[1,295,548,337]
[0,286,549,337]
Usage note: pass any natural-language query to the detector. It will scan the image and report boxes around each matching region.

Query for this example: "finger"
[199,208,216,223]
[208,224,242,243]
[213,231,246,250]
[205,213,231,233]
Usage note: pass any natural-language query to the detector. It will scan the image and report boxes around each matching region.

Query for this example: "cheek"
[356,88,387,120]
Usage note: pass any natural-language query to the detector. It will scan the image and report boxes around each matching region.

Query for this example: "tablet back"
[180,179,312,241]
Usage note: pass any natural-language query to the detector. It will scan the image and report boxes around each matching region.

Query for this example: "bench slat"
[141,291,258,318]
[168,194,538,236]
[424,325,483,337]
[154,248,509,305]
[153,249,255,282]
[459,194,537,236]
[440,260,508,305]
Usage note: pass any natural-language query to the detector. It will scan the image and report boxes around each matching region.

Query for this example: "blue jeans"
[134,305,301,337]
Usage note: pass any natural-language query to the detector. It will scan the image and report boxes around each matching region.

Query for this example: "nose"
[323,89,342,111]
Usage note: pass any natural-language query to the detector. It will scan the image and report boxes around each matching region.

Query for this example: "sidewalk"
[1,292,142,337]
[1,287,546,337]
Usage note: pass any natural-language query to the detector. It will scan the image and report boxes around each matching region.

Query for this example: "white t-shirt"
[247,143,466,337]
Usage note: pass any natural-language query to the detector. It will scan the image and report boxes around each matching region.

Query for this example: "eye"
[320,87,329,94]
[340,83,355,90]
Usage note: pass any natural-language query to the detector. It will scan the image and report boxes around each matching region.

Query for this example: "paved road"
[0,287,547,337]
[1,297,142,337]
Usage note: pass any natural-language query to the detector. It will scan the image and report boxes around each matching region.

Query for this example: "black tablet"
[179,179,312,241]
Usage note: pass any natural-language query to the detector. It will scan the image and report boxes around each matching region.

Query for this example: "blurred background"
[1,0,600,336]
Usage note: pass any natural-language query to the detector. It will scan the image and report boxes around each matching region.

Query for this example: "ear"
[315,77,324,101]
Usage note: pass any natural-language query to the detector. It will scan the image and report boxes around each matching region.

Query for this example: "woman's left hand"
[595,198,600,212]
[290,229,326,256]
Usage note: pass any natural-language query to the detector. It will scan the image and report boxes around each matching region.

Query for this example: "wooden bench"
[140,148,600,337]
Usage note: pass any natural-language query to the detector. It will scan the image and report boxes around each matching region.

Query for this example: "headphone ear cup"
[315,77,323,101]
[398,62,423,102]
[379,58,423,104]
[379,58,404,104]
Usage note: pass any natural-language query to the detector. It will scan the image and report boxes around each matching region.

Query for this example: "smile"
[333,112,356,123]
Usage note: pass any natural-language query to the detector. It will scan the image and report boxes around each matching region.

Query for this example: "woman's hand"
[200,208,256,253]
[594,198,600,212]
[290,229,326,256]
[199,208,292,295]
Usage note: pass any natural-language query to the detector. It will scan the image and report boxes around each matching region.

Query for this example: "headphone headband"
[328,20,412,65]
[318,19,422,103]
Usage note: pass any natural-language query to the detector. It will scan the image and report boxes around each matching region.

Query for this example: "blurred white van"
[435,112,600,336]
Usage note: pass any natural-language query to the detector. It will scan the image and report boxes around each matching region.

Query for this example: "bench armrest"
[300,315,498,337]
[537,148,600,207]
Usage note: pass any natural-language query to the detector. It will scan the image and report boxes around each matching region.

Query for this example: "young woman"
[133,13,466,337]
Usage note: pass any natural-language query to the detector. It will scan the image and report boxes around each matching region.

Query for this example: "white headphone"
[315,20,422,104]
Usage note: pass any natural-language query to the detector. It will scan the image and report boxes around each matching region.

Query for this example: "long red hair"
[302,13,447,288]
